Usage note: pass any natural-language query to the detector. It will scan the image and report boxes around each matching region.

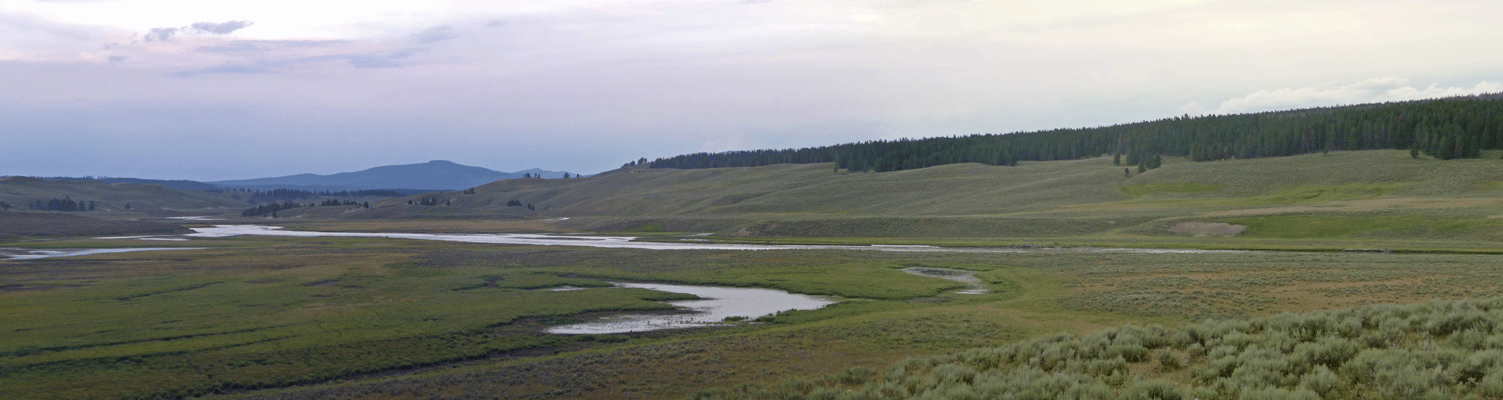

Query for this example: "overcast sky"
[3,0,1502,180]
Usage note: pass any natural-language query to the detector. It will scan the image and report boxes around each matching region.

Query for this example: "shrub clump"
[689,297,1503,400]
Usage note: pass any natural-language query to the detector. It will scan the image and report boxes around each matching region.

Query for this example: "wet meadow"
[6,225,1503,399]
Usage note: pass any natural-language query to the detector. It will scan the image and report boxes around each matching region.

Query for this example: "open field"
[5,150,1503,398]
[0,211,191,239]
[265,150,1503,244]
[0,176,245,212]
[4,228,1503,399]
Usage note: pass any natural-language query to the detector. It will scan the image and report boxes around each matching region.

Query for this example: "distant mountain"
[210,160,574,191]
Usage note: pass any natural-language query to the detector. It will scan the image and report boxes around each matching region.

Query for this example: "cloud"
[144,27,178,41]
[413,26,455,44]
[142,20,252,42]
[190,20,254,35]
[1209,77,1503,114]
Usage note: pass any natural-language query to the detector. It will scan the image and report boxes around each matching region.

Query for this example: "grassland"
[0,211,190,239]
[301,150,1503,247]
[0,176,245,212]
[4,231,1503,399]
[5,149,1503,399]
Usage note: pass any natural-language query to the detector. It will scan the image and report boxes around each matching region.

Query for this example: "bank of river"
[546,282,835,334]
[181,225,1242,254]
[901,267,988,294]
[1,247,204,260]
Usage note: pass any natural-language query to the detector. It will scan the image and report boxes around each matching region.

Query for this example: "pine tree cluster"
[646,94,1503,172]
[30,197,96,211]
[240,202,302,217]
[319,199,368,207]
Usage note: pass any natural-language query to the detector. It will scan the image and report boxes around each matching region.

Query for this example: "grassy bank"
[7,228,1502,399]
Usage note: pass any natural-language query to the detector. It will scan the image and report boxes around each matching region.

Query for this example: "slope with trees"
[646,94,1503,172]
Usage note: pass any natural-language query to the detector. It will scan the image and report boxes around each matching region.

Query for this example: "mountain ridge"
[210,160,576,191]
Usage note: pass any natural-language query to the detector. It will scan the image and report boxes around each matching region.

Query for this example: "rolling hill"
[0,176,243,212]
[325,149,1503,244]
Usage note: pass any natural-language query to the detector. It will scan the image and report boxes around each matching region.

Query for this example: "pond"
[901,267,988,294]
[545,282,835,334]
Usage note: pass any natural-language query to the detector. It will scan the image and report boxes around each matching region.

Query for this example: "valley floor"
[5,150,1503,398]
[4,218,1503,399]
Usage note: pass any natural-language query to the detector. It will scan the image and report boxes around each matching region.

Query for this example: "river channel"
[545,282,835,334]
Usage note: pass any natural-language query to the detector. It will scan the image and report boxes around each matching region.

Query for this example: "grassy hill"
[10,150,1503,400]
[0,176,244,212]
[0,211,191,238]
[331,150,1503,246]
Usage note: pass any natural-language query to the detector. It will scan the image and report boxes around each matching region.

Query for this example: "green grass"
[9,149,1503,399]
[9,224,1503,399]
[0,176,244,213]
[691,297,1503,400]
[1120,182,1224,198]
[1225,213,1501,239]
[302,149,1503,241]
[0,236,1065,399]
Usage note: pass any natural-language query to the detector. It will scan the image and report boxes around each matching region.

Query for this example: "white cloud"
[1211,77,1503,114]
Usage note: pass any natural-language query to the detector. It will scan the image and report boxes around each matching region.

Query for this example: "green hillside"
[0,211,191,238]
[648,94,1503,172]
[0,176,244,212]
[334,150,1503,246]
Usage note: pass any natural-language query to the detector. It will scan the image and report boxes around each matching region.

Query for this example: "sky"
[3,0,1502,180]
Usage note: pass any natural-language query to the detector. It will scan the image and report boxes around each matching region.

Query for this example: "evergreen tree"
[640,94,1503,172]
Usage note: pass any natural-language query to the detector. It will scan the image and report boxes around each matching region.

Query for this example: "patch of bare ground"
[1166,222,1247,237]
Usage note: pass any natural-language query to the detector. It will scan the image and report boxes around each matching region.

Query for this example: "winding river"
[3,225,1240,333]
[545,282,835,334]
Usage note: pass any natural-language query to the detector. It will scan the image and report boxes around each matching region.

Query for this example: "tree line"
[319,199,369,207]
[241,199,369,217]
[30,197,96,212]
[644,93,1503,172]
[241,202,302,217]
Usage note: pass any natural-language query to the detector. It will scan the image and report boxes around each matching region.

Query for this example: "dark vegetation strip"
[645,93,1503,172]
[113,281,221,301]
[0,319,647,399]
[1,324,296,357]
